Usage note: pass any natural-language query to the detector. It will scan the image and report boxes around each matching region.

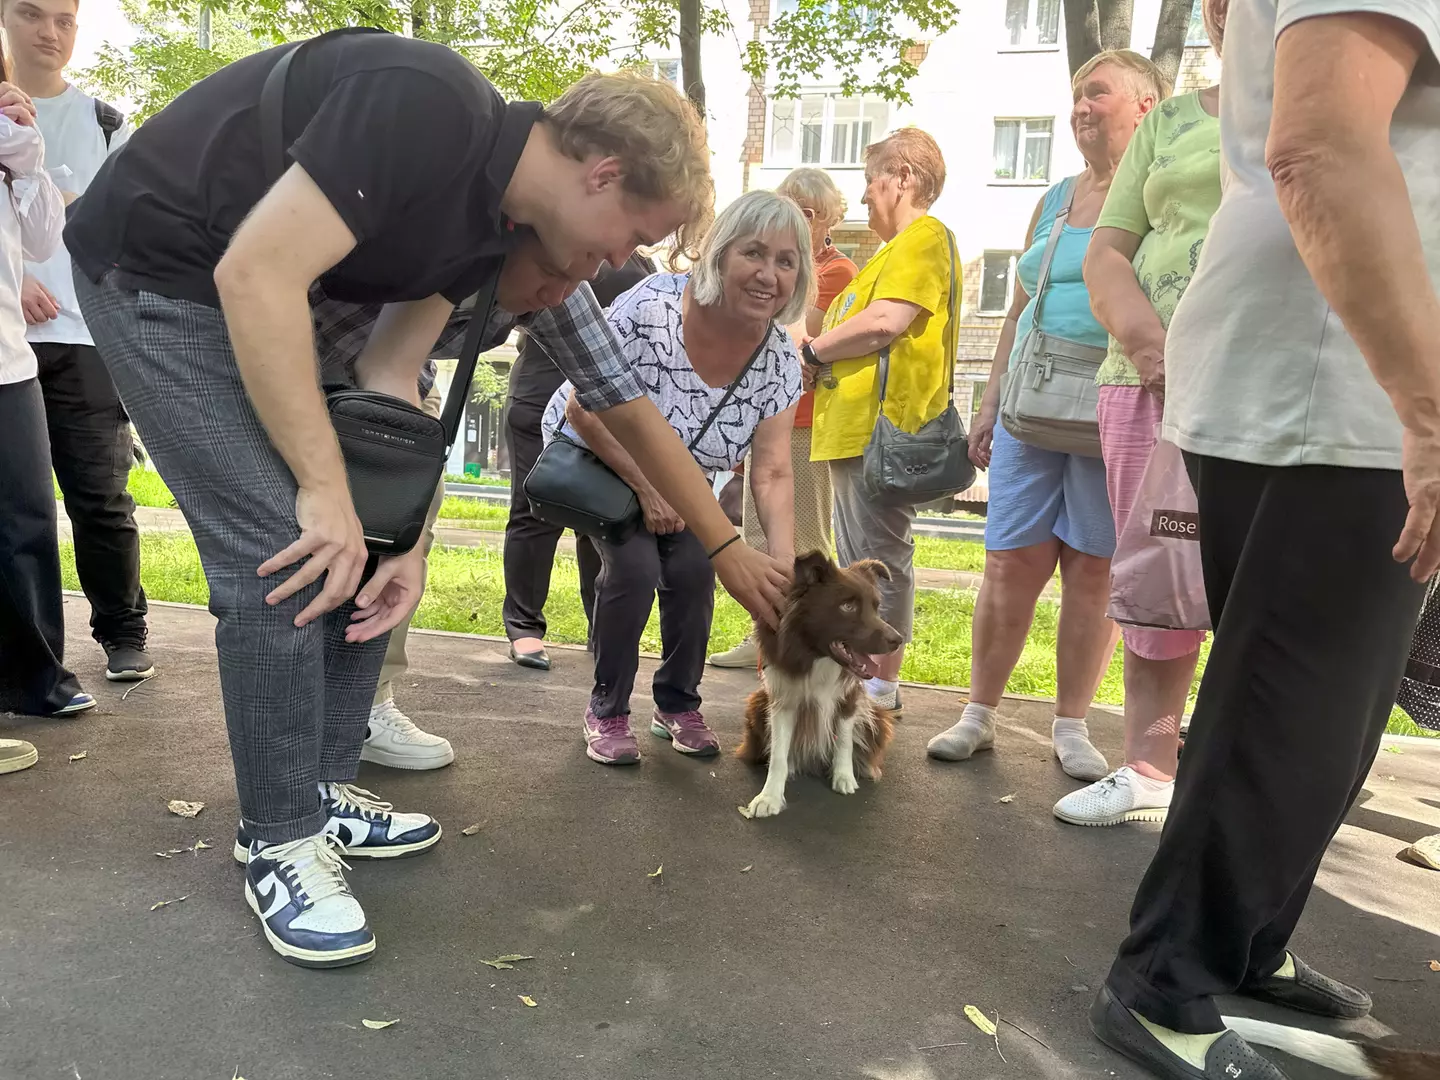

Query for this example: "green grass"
[443,472,509,487]
[58,530,1434,737]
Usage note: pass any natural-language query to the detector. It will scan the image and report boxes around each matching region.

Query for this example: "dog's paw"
[831,770,860,796]
[747,790,786,818]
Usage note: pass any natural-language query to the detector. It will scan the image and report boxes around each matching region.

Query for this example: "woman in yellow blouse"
[802,128,955,712]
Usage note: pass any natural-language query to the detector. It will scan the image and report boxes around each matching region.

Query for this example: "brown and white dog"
[1222,1017,1440,1079]
[737,552,902,818]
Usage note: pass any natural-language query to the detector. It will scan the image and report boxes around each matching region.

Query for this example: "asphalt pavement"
[2,599,1437,1080]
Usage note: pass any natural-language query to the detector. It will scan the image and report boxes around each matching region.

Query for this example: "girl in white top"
[0,58,83,724]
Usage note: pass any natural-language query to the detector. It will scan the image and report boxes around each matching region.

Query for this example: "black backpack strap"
[94,99,124,149]
[439,273,501,450]
[259,42,305,185]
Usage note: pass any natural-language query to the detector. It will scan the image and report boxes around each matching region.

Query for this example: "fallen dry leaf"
[998,794,1016,804]
[740,865,753,873]
[1429,960,1440,973]
[153,851,174,859]
[361,1018,399,1030]
[1383,746,1404,755]
[964,1005,998,1037]
[232,1070,246,1080]
[191,839,212,853]
[481,954,535,970]
[519,995,538,1008]
[149,895,188,911]
[461,823,482,836]
[737,804,754,820]
[647,865,663,878]
[167,800,205,818]
[68,752,87,763]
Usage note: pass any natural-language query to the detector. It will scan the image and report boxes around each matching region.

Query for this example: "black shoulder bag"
[522,324,774,545]
[260,35,498,556]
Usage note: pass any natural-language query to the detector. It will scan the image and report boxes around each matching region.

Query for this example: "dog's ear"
[794,550,834,586]
[848,558,892,583]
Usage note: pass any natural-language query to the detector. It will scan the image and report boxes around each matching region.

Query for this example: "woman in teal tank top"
[927,50,1170,788]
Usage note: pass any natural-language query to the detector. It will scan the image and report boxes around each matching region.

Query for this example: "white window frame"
[999,0,1061,50]
[991,117,1054,184]
[766,92,890,169]
[650,58,682,89]
[978,250,1021,315]
[772,0,878,26]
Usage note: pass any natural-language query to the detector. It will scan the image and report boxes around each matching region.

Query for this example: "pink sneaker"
[584,709,640,765]
[650,709,720,757]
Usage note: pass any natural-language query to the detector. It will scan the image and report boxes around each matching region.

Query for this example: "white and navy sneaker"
[232,783,442,862]
[242,834,375,968]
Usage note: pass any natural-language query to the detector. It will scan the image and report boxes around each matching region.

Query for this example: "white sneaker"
[360,699,454,770]
[242,834,375,968]
[1053,765,1173,827]
[708,637,759,669]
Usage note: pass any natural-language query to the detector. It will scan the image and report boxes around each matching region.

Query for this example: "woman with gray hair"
[543,190,808,765]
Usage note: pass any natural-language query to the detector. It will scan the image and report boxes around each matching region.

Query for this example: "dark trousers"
[502,396,601,640]
[35,342,148,645]
[1107,456,1425,1033]
[0,378,82,714]
[77,271,388,844]
[590,527,714,719]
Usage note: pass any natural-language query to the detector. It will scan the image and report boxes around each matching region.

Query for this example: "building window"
[769,95,889,167]
[1003,0,1060,47]
[992,118,1053,182]
[1186,0,1210,44]
[979,251,1020,314]
[651,58,682,87]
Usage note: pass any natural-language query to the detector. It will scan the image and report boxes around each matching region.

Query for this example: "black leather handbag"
[261,35,498,556]
[522,325,774,545]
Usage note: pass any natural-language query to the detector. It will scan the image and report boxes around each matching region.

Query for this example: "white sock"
[1053,716,1110,781]
[927,702,997,761]
[1132,1012,1223,1070]
[1124,768,1175,803]
[864,678,898,698]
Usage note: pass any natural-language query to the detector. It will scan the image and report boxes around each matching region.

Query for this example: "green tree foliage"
[78,0,959,124]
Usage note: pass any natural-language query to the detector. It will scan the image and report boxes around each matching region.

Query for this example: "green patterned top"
[1095,91,1221,386]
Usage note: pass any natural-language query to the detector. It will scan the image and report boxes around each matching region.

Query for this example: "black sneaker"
[104,642,155,682]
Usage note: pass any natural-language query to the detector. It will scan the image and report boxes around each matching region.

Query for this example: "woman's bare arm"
[747,407,798,565]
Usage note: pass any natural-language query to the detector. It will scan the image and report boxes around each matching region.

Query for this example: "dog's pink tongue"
[858,654,882,680]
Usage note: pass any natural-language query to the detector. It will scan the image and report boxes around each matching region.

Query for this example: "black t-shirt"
[508,253,656,407]
[67,30,537,308]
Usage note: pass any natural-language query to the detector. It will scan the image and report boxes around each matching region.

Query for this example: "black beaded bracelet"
[707,535,742,560]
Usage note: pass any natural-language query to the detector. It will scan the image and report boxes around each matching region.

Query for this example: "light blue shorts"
[984,422,1115,558]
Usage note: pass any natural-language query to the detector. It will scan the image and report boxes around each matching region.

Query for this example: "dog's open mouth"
[829,641,881,680]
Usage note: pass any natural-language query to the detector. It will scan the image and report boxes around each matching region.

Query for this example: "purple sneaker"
[650,709,720,757]
[584,709,640,765]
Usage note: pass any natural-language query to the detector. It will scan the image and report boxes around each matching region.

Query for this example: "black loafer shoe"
[1240,954,1372,1019]
[1090,985,1289,1080]
[509,645,551,671]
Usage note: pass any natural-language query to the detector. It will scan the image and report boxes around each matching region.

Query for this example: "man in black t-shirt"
[66,30,792,971]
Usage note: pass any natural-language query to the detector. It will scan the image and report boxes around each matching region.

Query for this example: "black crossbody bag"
[260,33,498,556]
[522,325,774,545]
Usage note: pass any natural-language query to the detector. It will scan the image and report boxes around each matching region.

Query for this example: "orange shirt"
[795,245,858,428]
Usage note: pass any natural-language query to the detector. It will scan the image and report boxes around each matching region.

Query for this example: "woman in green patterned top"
[1067,0,1227,829]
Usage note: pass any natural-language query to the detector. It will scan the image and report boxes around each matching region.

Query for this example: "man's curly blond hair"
[544,72,714,268]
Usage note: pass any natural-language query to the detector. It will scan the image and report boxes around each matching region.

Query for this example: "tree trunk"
[1097,0,1134,50]
[1062,0,1102,77]
[679,0,706,119]
[1150,0,1193,92]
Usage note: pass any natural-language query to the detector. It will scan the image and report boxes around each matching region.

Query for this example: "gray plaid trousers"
[74,270,389,844]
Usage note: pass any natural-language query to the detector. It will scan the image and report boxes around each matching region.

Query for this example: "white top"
[25,85,131,347]
[542,273,803,477]
[0,116,67,385]
[1162,0,1440,470]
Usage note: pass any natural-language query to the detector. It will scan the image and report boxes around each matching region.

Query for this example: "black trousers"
[0,378,82,713]
[1107,455,1425,1033]
[590,527,715,718]
[36,342,148,645]
[501,397,600,641]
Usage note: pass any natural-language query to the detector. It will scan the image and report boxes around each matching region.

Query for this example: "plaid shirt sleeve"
[524,281,646,411]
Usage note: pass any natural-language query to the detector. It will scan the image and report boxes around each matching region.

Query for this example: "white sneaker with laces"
[1053,765,1173,827]
[243,833,375,968]
[708,637,759,669]
[360,699,455,770]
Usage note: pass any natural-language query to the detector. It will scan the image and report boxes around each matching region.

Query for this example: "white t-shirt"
[542,273,803,477]
[26,84,131,347]
[0,118,66,385]
[1162,0,1440,470]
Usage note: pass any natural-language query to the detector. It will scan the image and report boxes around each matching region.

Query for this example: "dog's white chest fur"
[761,658,866,776]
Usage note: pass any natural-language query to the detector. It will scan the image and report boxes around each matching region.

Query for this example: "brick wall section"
[831,226,881,265]
[1176,45,1215,95]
